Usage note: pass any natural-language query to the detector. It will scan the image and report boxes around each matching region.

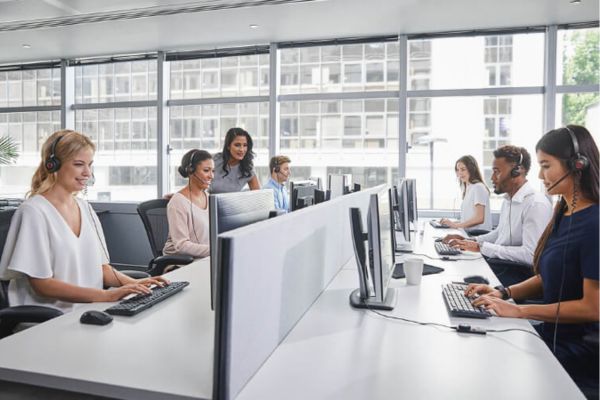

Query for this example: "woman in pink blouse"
[163,149,214,258]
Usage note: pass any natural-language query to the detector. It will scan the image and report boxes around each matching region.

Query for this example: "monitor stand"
[395,231,413,252]
[349,288,395,311]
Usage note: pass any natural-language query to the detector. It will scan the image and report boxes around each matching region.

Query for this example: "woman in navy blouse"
[467,125,598,392]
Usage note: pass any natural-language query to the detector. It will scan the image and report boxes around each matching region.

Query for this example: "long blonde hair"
[29,130,96,197]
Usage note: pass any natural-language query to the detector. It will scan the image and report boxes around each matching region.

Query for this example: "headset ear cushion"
[274,166,280,173]
[178,165,188,178]
[570,155,590,171]
[45,157,60,173]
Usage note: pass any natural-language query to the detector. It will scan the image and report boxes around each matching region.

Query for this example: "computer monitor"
[308,176,323,190]
[391,182,413,252]
[328,174,348,199]
[209,189,275,309]
[405,178,418,229]
[290,180,319,211]
[349,186,396,310]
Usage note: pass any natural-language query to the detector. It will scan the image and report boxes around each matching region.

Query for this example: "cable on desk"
[410,252,484,261]
[485,327,544,341]
[366,304,545,341]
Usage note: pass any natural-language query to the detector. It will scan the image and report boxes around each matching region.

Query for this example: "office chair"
[0,209,63,338]
[485,257,534,287]
[137,199,194,276]
[464,228,490,237]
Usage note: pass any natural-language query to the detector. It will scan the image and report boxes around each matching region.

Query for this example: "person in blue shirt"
[263,155,291,212]
[467,125,599,394]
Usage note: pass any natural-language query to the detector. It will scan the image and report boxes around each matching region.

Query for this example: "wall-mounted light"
[22,44,31,49]
[570,0,582,4]
[249,24,259,29]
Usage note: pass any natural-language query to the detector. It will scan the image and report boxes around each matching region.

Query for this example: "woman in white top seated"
[441,155,492,231]
[0,130,167,314]
[163,149,214,258]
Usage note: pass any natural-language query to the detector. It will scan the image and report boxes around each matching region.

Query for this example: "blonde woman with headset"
[0,130,167,314]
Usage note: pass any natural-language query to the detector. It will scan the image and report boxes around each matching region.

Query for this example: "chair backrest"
[137,199,170,259]
[0,209,16,309]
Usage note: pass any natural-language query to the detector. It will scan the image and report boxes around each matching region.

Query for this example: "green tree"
[562,29,600,126]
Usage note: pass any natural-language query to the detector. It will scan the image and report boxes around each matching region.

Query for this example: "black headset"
[178,150,200,178]
[565,126,590,172]
[45,135,64,173]
[510,151,523,178]
[273,159,281,174]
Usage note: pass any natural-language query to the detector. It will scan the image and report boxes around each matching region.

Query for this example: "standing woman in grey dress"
[210,127,261,194]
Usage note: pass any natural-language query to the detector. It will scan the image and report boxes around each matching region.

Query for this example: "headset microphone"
[191,173,209,186]
[546,172,570,192]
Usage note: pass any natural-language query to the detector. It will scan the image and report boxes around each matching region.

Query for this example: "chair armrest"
[120,270,151,280]
[0,305,63,338]
[155,255,194,266]
[148,255,195,276]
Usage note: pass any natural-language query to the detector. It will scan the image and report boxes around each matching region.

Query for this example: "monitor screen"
[328,174,347,199]
[290,180,319,211]
[405,178,418,225]
[209,190,275,309]
[367,186,395,304]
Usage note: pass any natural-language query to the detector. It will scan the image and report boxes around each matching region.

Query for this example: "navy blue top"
[538,204,599,341]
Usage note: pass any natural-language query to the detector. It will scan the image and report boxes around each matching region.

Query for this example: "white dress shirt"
[475,181,553,265]
[460,182,492,230]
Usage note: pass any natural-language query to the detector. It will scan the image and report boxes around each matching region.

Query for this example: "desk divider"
[213,185,382,400]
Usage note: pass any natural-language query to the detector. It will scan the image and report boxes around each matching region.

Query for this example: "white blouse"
[0,195,108,313]
[460,182,492,230]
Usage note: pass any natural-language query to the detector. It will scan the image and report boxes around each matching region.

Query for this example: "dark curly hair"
[221,127,255,178]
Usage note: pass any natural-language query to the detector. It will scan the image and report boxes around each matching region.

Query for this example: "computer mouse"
[80,310,113,326]
[463,275,490,285]
[434,237,443,242]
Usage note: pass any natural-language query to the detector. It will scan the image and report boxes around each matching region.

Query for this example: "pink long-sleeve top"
[163,192,210,258]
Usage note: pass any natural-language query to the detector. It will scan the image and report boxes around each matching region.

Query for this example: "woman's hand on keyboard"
[440,218,459,228]
[137,276,170,288]
[464,283,500,298]
[102,283,153,302]
[471,295,523,318]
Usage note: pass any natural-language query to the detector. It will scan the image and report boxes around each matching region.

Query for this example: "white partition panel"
[213,186,382,400]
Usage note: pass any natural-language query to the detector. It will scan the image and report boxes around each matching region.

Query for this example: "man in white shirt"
[443,145,553,286]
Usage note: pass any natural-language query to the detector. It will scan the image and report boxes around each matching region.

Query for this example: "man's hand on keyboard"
[449,239,480,252]
[442,234,464,244]
[471,295,522,318]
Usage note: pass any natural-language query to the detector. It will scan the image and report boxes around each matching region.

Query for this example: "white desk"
[237,223,584,400]
[0,259,214,400]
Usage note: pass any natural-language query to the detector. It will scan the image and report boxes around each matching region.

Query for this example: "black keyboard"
[105,281,190,316]
[429,220,450,229]
[434,241,461,256]
[442,283,491,319]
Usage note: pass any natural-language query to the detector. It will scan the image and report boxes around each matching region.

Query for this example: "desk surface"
[0,259,214,400]
[236,223,584,400]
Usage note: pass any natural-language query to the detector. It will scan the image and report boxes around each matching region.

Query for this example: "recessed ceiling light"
[249,24,259,29]
[570,0,582,4]
[22,44,31,49]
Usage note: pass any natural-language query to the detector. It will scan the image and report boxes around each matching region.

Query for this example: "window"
[406,95,543,210]
[170,54,269,99]
[75,60,156,103]
[408,33,544,90]
[0,69,61,107]
[280,42,399,94]
[75,107,157,201]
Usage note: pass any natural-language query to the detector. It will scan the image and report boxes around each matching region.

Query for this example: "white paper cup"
[404,258,424,285]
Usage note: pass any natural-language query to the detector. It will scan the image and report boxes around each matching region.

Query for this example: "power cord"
[366,305,544,340]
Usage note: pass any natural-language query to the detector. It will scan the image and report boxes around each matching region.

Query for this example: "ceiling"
[0,0,597,65]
